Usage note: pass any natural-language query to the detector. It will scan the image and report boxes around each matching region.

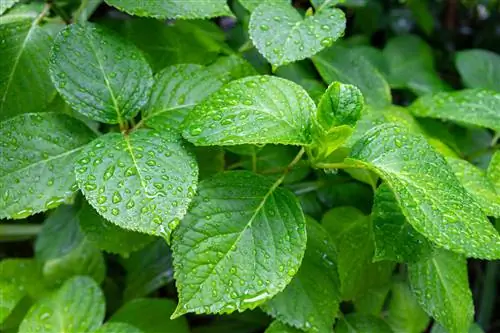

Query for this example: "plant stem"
[238,40,254,53]
[478,261,499,330]
[34,2,52,25]
[74,0,89,23]
[314,162,355,169]
[0,224,42,241]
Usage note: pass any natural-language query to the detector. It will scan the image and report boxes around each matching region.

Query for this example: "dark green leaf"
[387,282,430,333]
[336,314,394,333]
[104,0,232,19]
[265,320,303,333]
[240,0,289,12]
[0,113,96,219]
[19,276,105,333]
[487,151,500,192]
[249,2,345,68]
[410,89,500,133]
[172,171,307,317]
[94,322,143,333]
[456,49,500,91]
[182,76,315,146]
[408,249,474,333]
[348,124,500,259]
[49,23,153,124]
[75,129,198,240]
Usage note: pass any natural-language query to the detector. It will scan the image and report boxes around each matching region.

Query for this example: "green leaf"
[111,298,189,333]
[372,184,433,263]
[74,0,103,22]
[262,219,341,333]
[75,129,198,240]
[487,151,500,192]
[94,322,143,333]
[383,35,449,95]
[240,0,290,12]
[321,206,394,300]
[79,200,155,255]
[35,205,106,286]
[410,89,500,133]
[104,0,232,19]
[249,2,345,68]
[353,283,391,316]
[431,323,485,333]
[19,276,105,333]
[456,49,500,91]
[408,249,474,333]
[0,113,96,219]
[182,76,315,146]
[0,280,24,324]
[335,314,394,333]
[172,171,307,317]
[387,282,430,333]
[348,124,500,259]
[265,320,303,333]
[121,239,174,301]
[313,45,392,108]
[0,0,20,15]
[0,14,56,120]
[49,23,153,124]
[447,157,500,217]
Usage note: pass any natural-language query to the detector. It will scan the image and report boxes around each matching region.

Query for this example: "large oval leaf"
[49,23,153,124]
[75,129,198,240]
[348,124,500,259]
[456,49,500,91]
[249,2,345,68]
[171,171,307,317]
[0,113,96,219]
[182,75,315,146]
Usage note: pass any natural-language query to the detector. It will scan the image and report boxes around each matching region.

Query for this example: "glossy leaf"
[431,323,485,333]
[387,282,430,333]
[49,23,153,124]
[410,89,500,133]
[19,276,105,333]
[0,0,19,15]
[75,129,198,240]
[0,14,56,120]
[487,150,500,192]
[121,239,174,301]
[249,2,345,68]
[240,0,289,11]
[336,314,394,333]
[313,46,391,108]
[447,157,500,217]
[348,124,500,259]
[408,249,474,333]
[262,220,341,333]
[35,205,106,286]
[372,184,433,263]
[182,76,315,146]
[94,322,143,333]
[0,113,95,219]
[265,320,303,333]
[105,0,232,19]
[321,206,394,300]
[111,298,189,333]
[456,49,500,91]
[79,201,155,255]
[172,171,307,317]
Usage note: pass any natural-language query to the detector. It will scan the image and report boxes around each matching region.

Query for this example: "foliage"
[1,1,499,333]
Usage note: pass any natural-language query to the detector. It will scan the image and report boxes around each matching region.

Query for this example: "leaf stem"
[74,0,89,23]
[0,224,42,241]
[314,162,355,169]
[33,2,52,26]
[238,40,254,53]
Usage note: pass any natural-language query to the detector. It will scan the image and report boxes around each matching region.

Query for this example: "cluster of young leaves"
[1,0,500,333]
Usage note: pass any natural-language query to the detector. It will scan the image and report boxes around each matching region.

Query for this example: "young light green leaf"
[408,249,474,333]
[447,157,500,217]
[265,320,303,333]
[182,76,315,146]
[262,220,341,333]
[49,23,153,124]
[75,129,198,240]
[79,201,155,256]
[336,314,394,333]
[0,14,56,120]
[19,276,105,333]
[249,2,345,68]
[111,299,189,333]
[171,171,307,317]
[410,89,500,133]
[316,82,364,129]
[240,0,289,12]
[121,239,174,301]
[348,124,500,259]
[487,151,500,192]
[456,49,500,91]
[313,46,391,108]
[387,282,430,333]
[0,113,96,219]
[0,0,20,15]
[383,35,449,95]
[93,322,143,333]
[321,206,395,300]
[104,0,232,19]
[35,205,106,286]
[372,184,433,263]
